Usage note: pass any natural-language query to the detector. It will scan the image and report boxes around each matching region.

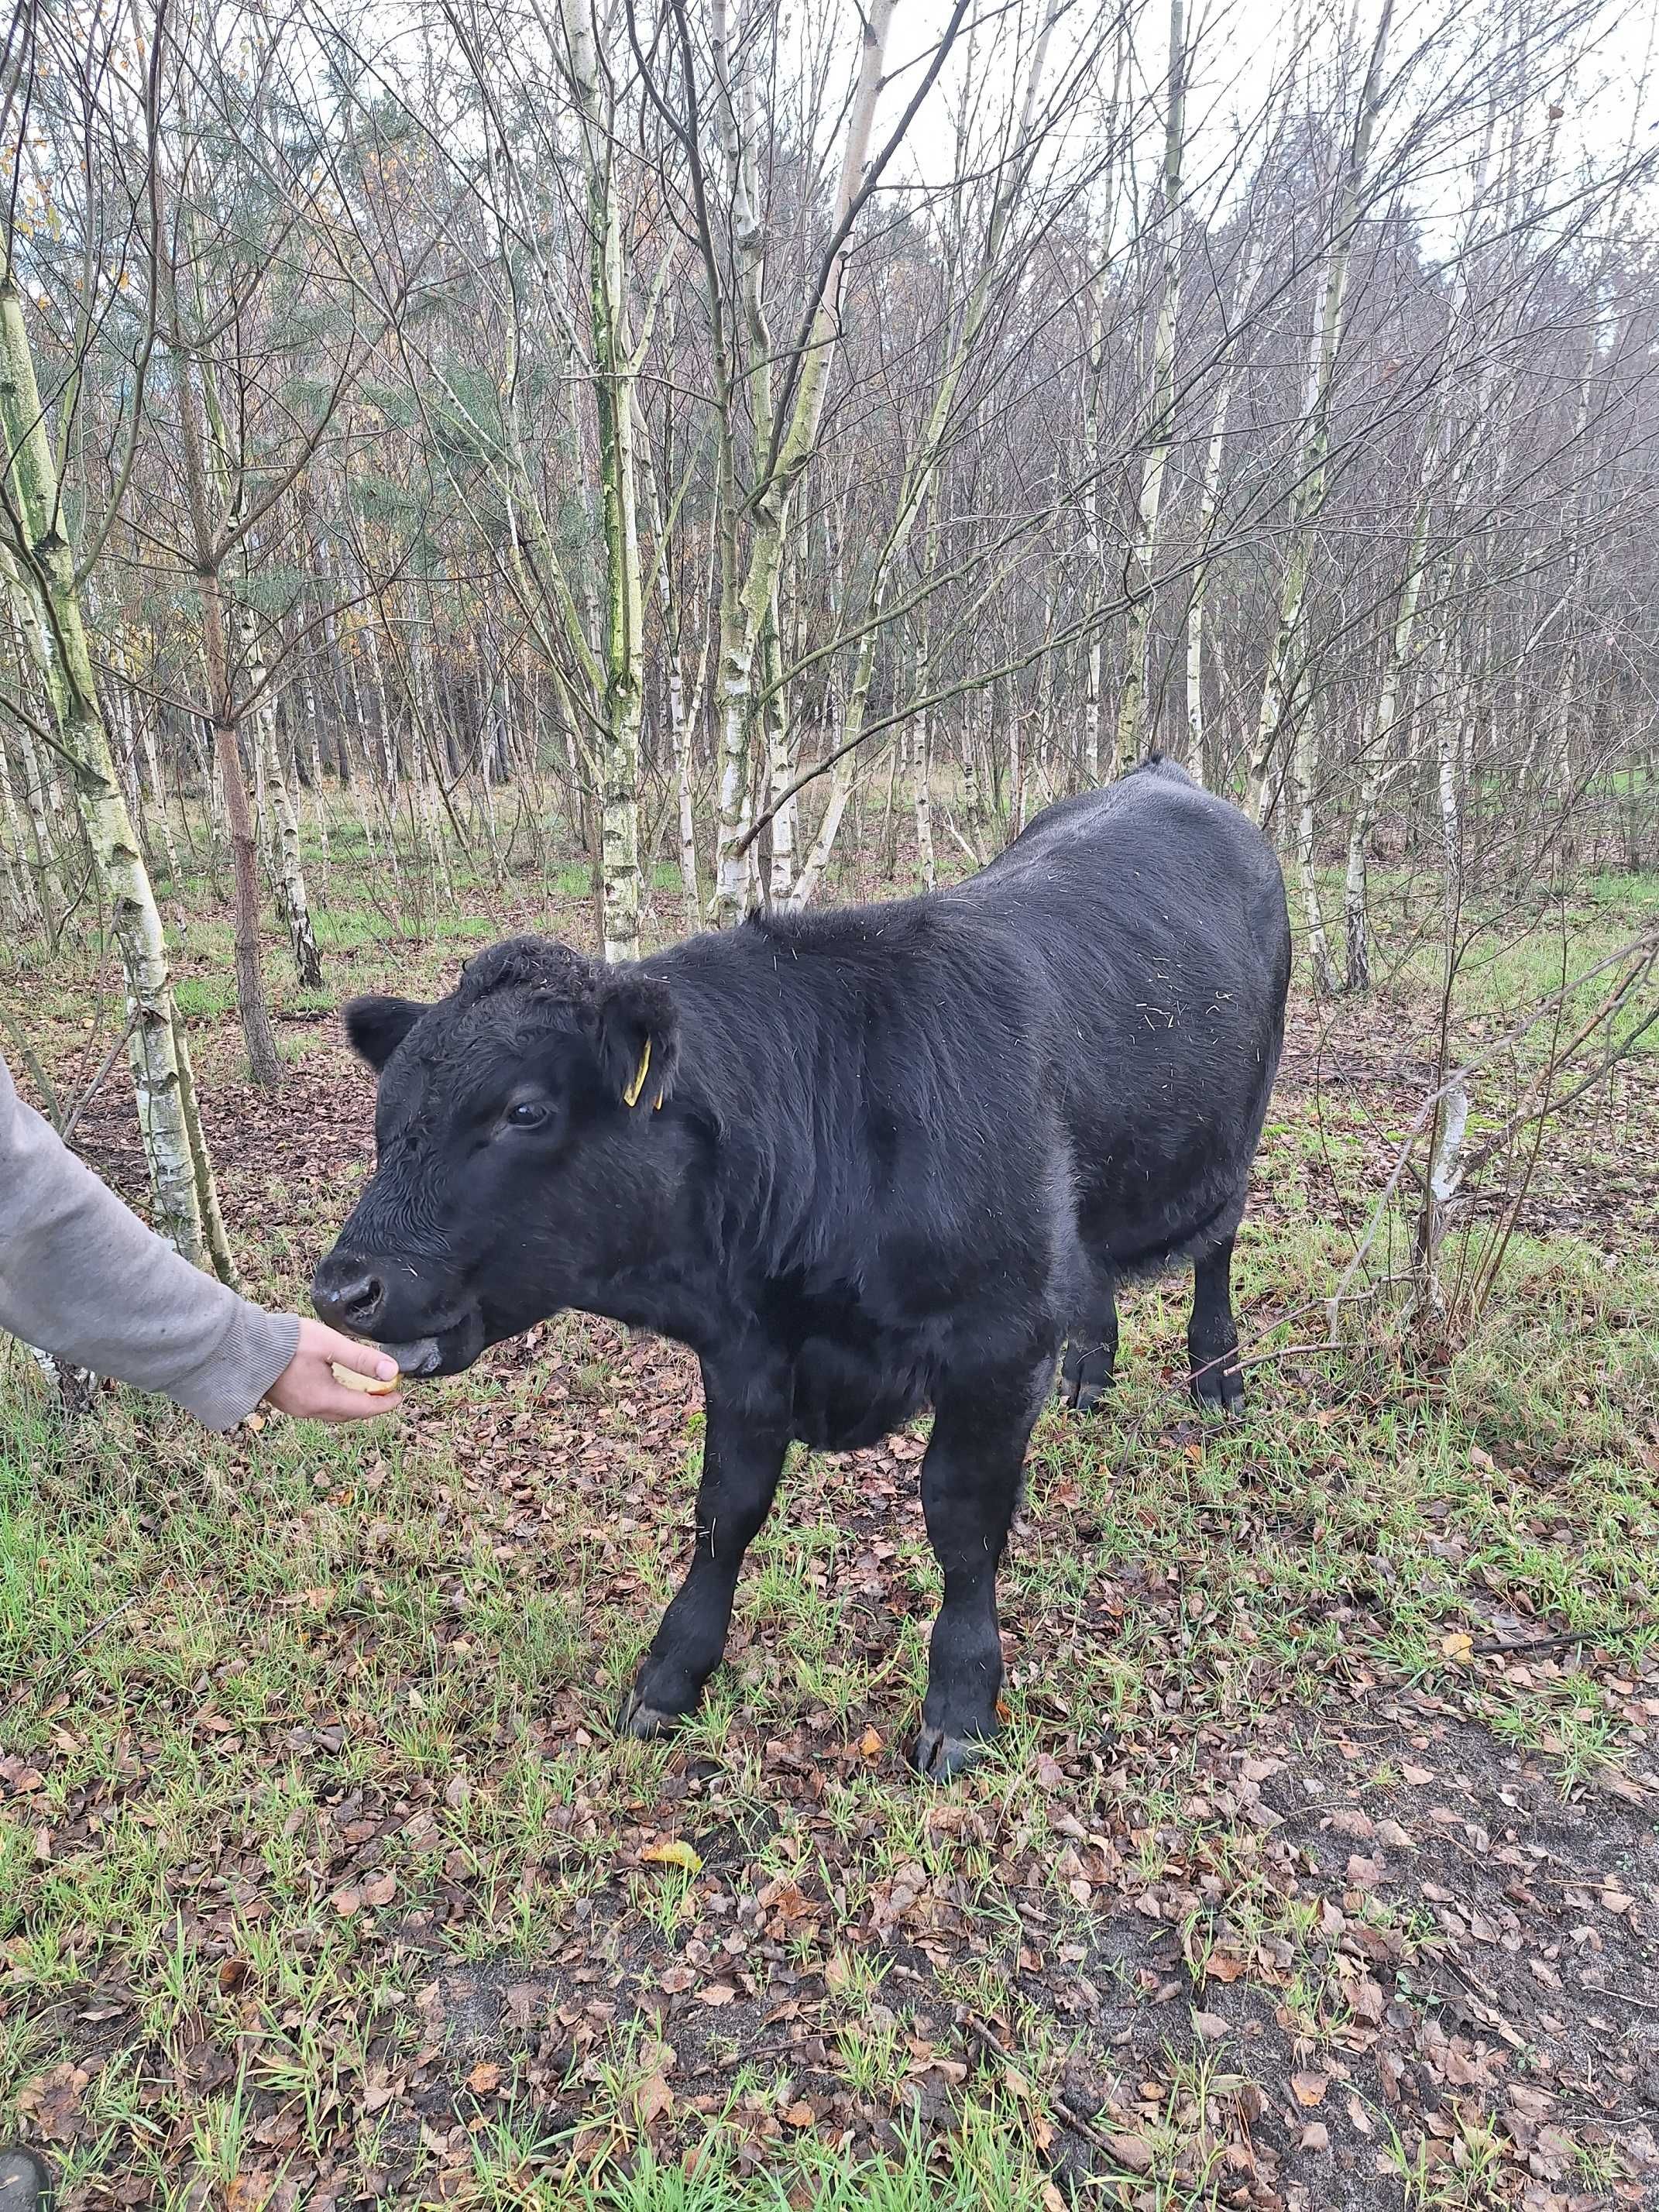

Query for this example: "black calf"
[314,761,1290,1774]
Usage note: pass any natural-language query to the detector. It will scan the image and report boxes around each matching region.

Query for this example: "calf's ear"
[344,994,430,1070]
[586,970,679,1111]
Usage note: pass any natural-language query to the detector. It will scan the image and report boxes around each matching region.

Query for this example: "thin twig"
[960,2013,1122,2160]
[60,1013,139,1146]
[1,1587,148,1715]
[1469,1630,1599,1657]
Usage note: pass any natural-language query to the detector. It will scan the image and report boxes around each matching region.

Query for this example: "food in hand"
[330,1362,399,1396]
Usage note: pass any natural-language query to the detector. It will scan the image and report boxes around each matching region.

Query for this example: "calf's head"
[312,936,679,1374]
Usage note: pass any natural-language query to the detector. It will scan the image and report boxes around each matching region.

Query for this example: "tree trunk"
[1345,489,1429,991]
[0,245,235,1272]
[242,608,322,988]
[1115,0,1187,774]
[1249,0,1394,825]
[712,0,897,923]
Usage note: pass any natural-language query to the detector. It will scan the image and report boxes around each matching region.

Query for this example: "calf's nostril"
[316,1266,386,1331]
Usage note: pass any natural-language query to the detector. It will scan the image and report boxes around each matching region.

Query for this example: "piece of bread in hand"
[330,1362,399,1396]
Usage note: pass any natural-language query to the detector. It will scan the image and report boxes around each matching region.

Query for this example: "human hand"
[264,1318,402,1420]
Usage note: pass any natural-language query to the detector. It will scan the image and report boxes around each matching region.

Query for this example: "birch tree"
[1246,1,1395,998]
[0,239,235,1278]
[1113,0,1187,773]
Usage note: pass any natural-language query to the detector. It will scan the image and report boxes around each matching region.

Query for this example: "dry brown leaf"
[362,1872,397,1908]
[1104,2131,1155,2174]
[859,1726,883,1757]
[781,2100,815,2129]
[699,1982,737,2007]
[637,2074,673,2125]
[1290,2073,1329,2107]
[465,2062,501,2097]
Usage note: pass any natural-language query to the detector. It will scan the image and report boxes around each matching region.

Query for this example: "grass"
[2,830,1658,2207]
[4,1214,1655,2202]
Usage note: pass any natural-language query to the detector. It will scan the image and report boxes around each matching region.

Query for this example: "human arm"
[0,1052,397,1427]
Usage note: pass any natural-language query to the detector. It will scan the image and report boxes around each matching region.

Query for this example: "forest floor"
[3,847,1659,2212]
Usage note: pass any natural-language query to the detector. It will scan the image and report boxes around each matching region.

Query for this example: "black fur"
[314,763,1290,1775]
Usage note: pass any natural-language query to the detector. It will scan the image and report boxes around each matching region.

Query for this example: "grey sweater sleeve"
[0,1052,298,1430]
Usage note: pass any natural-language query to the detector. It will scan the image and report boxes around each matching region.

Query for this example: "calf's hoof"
[1058,1355,1114,1413]
[617,1687,686,1741]
[1190,1358,1245,1417]
[911,1723,992,1781]
[1063,1377,1113,1414]
[0,2150,51,2212]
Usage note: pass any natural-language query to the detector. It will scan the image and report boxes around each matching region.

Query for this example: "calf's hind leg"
[1060,1262,1118,1413]
[620,1373,788,1738]
[1188,1235,1245,1413]
[914,1361,1047,1781]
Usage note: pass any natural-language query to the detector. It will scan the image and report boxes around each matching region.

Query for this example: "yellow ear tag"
[622,1036,652,1108]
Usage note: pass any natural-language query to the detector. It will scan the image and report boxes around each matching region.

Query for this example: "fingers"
[302,1319,400,1385]
[263,1319,404,1423]
[307,1378,404,1420]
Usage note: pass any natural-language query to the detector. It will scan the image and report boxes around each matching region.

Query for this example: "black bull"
[314,760,1291,1776]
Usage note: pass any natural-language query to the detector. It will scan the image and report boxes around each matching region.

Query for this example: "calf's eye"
[506,1101,548,1129]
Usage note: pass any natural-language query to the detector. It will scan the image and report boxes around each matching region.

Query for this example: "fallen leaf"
[1441,1632,1474,1662]
[1035,1753,1064,1791]
[859,1726,883,1757]
[781,2100,814,2128]
[1301,2121,1330,2151]
[1290,2073,1329,2107]
[362,1872,397,1908]
[699,1982,737,2008]
[1402,1763,1434,1784]
[1193,2011,1231,2040]
[636,2074,673,2124]
[330,1886,362,1918]
[641,1839,704,1874]
[1104,2131,1155,2174]
[465,2062,501,2097]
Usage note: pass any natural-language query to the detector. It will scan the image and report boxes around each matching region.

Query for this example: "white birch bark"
[712,0,896,922]
[0,734,38,929]
[1185,220,1269,785]
[242,606,322,988]
[1115,0,1187,773]
[562,0,644,960]
[1344,489,1429,991]
[1248,1,1395,826]
[0,246,235,1278]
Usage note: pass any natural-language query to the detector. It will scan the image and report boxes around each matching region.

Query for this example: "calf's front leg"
[914,1362,1047,1781]
[620,1371,788,1739]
